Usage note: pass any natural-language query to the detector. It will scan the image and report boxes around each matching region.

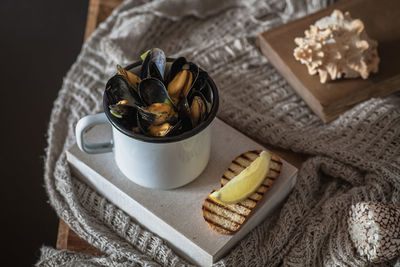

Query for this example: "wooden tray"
[257,0,400,123]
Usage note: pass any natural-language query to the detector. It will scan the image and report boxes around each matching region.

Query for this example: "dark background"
[0,1,89,265]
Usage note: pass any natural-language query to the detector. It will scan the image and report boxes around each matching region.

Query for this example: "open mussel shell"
[140,48,166,81]
[105,74,142,107]
[165,57,187,84]
[176,69,210,121]
[183,62,199,96]
[108,103,139,131]
[189,92,208,127]
[109,103,135,119]
[138,78,174,106]
[165,119,183,136]
[117,65,141,92]
[188,70,213,112]
[137,112,182,137]
[190,70,209,96]
[166,58,199,93]
[167,60,200,114]
[138,103,178,126]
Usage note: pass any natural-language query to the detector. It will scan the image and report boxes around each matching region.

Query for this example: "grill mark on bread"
[232,160,247,169]
[203,206,244,224]
[224,170,236,179]
[236,201,255,209]
[241,154,252,161]
[229,163,245,174]
[202,150,282,234]
[237,199,257,209]
[234,157,252,168]
[205,199,250,216]
[270,169,281,174]
[203,209,240,232]
[203,217,235,233]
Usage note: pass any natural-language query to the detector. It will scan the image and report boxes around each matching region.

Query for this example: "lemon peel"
[210,150,271,205]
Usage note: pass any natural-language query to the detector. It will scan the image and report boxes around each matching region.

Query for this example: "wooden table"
[56,0,123,254]
[56,0,306,254]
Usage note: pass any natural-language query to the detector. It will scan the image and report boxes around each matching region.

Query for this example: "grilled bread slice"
[202,150,282,235]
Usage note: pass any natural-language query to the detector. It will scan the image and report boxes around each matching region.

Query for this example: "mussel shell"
[165,57,187,84]
[137,112,182,137]
[108,104,139,130]
[105,74,142,107]
[189,92,208,127]
[189,70,213,111]
[138,78,174,107]
[166,59,199,96]
[166,60,200,119]
[184,63,199,96]
[117,65,141,92]
[165,119,183,136]
[109,104,135,118]
[137,103,178,127]
[178,67,206,117]
[140,48,166,81]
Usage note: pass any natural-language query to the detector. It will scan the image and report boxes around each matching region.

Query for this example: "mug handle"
[75,113,113,154]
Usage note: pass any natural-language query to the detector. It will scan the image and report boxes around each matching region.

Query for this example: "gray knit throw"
[37,0,400,266]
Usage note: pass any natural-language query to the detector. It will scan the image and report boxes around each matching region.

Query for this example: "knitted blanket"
[37,0,400,266]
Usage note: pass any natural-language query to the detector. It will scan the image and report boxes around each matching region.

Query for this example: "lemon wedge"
[210,150,271,205]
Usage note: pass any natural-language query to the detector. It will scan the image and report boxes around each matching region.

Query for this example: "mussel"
[109,102,133,118]
[139,78,174,106]
[166,58,199,107]
[109,103,139,130]
[143,103,178,126]
[104,49,215,139]
[189,93,207,127]
[189,71,213,114]
[137,112,181,137]
[117,65,141,92]
[149,122,174,137]
[105,74,141,107]
[136,78,180,136]
[140,48,166,81]
[167,66,193,105]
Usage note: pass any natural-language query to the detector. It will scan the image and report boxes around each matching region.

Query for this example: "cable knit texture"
[37,0,400,266]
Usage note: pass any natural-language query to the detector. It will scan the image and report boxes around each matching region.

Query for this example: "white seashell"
[293,10,380,83]
[348,202,400,263]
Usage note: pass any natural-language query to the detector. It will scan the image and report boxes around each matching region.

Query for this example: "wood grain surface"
[257,0,400,123]
[57,219,103,255]
[56,0,307,254]
[56,0,123,253]
[84,0,123,41]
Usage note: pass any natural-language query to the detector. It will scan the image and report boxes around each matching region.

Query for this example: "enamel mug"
[75,60,219,189]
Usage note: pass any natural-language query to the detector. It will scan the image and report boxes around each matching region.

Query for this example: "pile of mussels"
[105,48,214,137]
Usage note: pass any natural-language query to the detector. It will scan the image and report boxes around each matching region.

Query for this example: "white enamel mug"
[75,59,219,189]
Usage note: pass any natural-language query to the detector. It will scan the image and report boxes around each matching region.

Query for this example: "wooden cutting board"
[257,0,400,123]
